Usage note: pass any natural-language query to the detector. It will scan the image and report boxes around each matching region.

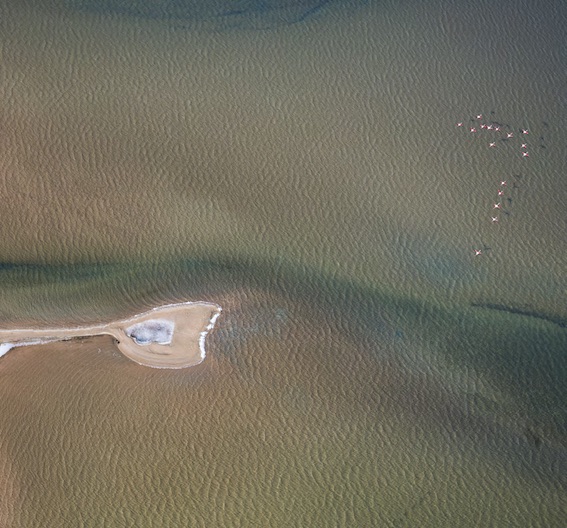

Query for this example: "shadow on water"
[1,253,565,450]
[0,253,566,527]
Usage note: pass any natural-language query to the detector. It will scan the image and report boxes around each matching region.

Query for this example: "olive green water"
[1,0,566,525]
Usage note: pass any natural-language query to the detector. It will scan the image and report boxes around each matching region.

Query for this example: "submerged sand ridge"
[0,302,222,369]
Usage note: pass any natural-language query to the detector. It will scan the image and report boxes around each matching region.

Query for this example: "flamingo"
[470,127,477,133]
[476,114,483,120]
[522,152,529,157]
[498,190,504,196]
[521,129,529,134]
[474,249,482,256]
[489,142,496,147]
[491,216,499,223]
[457,122,464,127]
[500,180,507,186]
[521,143,528,149]
[506,132,514,138]
[493,203,502,209]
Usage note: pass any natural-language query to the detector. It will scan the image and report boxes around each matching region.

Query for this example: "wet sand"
[0,302,222,369]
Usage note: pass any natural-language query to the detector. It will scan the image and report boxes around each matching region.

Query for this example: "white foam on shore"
[199,309,222,361]
[0,338,60,358]
[0,343,15,358]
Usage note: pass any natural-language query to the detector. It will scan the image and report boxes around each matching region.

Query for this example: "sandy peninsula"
[0,302,222,369]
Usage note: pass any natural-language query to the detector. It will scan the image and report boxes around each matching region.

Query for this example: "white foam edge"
[198,309,222,361]
[0,343,15,358]
[0,338,61,358]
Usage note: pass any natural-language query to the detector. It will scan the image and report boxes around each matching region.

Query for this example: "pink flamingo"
[498,190,504,196]
[494,203,502,209]
[500,180,507,186]
[523,151,529,157]
[491,216,499,223]
[470,127,477,133]
[489,142,496,147]
[474,249,482,256]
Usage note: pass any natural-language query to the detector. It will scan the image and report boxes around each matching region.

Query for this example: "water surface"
[0,0,565,525]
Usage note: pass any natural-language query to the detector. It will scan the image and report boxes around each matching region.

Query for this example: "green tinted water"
[0,0,565,525]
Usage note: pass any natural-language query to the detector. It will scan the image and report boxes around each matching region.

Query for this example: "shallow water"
[0,0,566,525]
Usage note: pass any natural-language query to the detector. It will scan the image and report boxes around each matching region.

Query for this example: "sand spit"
[0,302,222,369]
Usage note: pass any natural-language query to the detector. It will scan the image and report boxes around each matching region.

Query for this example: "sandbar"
[0,302,222,369]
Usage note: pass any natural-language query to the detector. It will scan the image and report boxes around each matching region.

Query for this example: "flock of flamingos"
[455,113,532,257]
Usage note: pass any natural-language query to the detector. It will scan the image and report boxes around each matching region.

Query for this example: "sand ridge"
[0,302,222,369]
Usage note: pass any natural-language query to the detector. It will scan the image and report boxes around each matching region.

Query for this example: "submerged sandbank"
[0,302,222,369]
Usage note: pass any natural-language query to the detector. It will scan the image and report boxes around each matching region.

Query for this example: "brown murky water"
[0,0,565,525]
[1,285,565,526]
